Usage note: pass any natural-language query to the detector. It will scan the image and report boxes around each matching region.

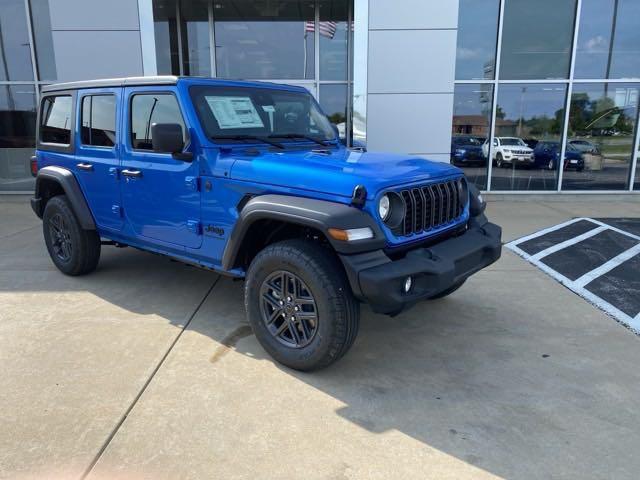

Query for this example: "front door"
[120,87,202,249]
[74,89,122,231]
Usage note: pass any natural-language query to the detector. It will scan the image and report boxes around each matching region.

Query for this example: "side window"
[493,138,498,146]
[130,93,185,150]
[40,95,72,145]
[81,95,117,147]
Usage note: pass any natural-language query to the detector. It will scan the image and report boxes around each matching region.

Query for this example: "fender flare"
[32,166,96,230]
[221,194,386,270]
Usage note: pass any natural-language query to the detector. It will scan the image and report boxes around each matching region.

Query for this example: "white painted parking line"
[508,217,599,247]
[573,244,640,289]
[584,218,640,242]
[507,217,640,334]
[529,225,608,261]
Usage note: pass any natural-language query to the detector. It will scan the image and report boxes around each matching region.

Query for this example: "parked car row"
[451,135,595,172]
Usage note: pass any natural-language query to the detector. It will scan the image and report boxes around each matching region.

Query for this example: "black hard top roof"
[41,76,180,93]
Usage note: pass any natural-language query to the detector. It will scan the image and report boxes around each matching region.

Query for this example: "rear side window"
[40,95,72,145]
[130,93,185,150]
[81,95,117,147]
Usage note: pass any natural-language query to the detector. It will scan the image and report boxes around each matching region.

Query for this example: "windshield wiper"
[211,134,284,149]
[268,133,332,147]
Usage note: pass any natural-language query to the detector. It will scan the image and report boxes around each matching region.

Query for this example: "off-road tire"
[43,195,101,276]
[245,239,360,371]
[429,279,466,300]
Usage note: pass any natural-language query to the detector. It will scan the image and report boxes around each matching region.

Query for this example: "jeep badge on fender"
[31,76,502,371]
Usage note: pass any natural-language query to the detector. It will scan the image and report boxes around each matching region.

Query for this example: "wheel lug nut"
[287,297,292,302]
[290,316,295,321]
[279,301,284,306]
[294,306,299,311]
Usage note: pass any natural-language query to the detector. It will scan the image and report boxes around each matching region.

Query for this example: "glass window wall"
[490,84,567,191]
[562,83,639,190]
[499,0,577,80]
[574,0,640,79]
[455,0,500,80]
[454,0,640,192]
[213,0,315,80]
[0,85,36,192]
[451,84,494,190]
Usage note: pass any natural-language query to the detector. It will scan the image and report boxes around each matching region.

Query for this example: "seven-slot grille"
[395,178,465,236]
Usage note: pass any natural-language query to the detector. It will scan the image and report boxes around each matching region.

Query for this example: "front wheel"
[496,153,504,168]
[245,239,360,371]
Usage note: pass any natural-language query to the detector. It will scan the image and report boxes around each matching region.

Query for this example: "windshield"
[501,138,526,146]
[454,136,481,146]
[190,85,336,144]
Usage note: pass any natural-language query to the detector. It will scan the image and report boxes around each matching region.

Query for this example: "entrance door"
[120,87,202,249]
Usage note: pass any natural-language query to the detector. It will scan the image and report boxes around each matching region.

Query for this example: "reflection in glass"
[0,0,34,80]
[29,0,57,81]
[181,0,210,76]
[562,83,639,190]
[0,85,36,191]
[455,0,499,80]
[500,0,576,80]
[490,84,567,191]
[214,0,315,80]
[153,0,180,74]
[451,84,494,190]
[319,0,348,81]
[319,84,347,139]
[574,0,640,79]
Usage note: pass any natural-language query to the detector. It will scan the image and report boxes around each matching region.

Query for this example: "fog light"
[403,276,413,293]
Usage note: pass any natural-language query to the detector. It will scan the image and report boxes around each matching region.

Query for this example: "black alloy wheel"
[260,270,319,348]
[48,213,73,262]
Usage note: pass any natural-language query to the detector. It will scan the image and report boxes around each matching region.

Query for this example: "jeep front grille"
[394,178,465,236]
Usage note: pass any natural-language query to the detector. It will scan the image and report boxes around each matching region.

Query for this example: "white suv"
[482,137,534,168]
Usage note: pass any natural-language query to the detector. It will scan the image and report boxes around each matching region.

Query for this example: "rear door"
[120,87,202,249]
[74,88,123,231]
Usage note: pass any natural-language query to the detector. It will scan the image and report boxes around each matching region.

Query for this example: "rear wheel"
[43,195,101,276]
[245,239,359,371]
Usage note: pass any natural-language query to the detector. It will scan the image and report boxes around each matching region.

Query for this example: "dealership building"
[1,0,639,194]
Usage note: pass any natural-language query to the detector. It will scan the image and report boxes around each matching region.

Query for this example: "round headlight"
[378,194,391,221]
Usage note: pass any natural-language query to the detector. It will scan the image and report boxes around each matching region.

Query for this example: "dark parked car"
[533,141,584,171]
[450,135,487,167]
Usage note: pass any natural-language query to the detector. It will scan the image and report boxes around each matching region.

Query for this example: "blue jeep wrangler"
[31,76,501,371]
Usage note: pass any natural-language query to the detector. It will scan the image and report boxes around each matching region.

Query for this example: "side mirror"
[151,123,186,155]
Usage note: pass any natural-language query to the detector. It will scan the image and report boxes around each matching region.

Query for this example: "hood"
[227,147,459,199]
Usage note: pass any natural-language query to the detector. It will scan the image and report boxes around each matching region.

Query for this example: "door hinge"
[111,205,122,216]
[185,176,200,191]
[109,167,119,179]
[187,220,202,235]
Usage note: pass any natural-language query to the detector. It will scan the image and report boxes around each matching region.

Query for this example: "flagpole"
[303,24,308,79]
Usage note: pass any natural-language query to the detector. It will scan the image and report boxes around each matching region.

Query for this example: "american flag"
[305,21,338,39]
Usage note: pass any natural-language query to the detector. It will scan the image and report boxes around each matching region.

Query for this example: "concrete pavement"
[1,196,640,479]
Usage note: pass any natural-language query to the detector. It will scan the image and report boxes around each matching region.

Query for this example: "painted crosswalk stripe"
[573,244,640,289]
[529,225,608,261]
[507,217,640,334]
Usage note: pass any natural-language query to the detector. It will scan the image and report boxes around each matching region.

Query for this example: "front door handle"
[122,169,142,178]
[76,162,93,171]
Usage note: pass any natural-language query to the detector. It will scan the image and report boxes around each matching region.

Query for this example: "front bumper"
[340,217,502,314]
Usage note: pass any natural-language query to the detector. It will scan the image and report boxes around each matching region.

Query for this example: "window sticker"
[205,96,264,129]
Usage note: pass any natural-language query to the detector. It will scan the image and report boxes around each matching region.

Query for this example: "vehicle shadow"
[3,227,640,480]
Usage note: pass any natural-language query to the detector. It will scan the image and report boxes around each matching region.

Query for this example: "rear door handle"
[122,169,142,178]
[76,162,93,171]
